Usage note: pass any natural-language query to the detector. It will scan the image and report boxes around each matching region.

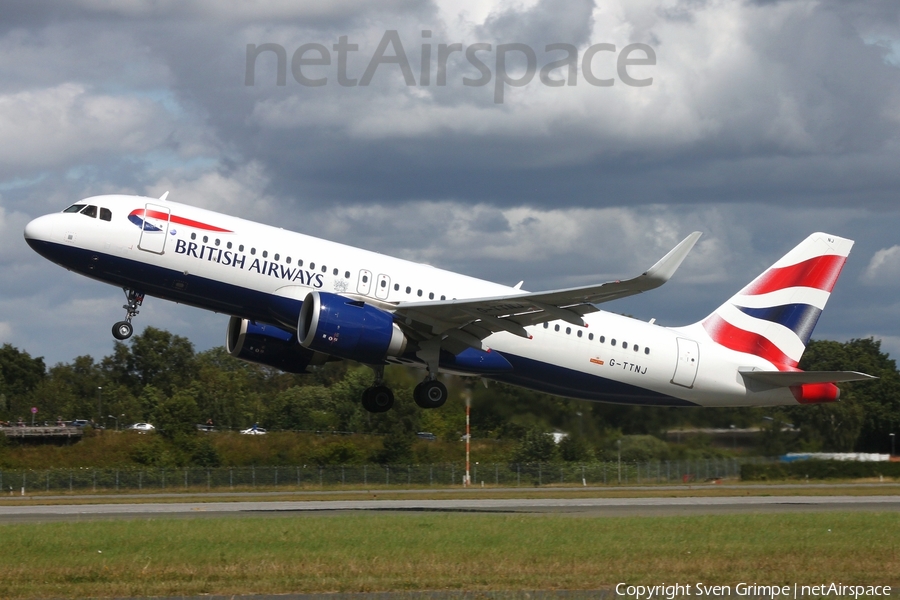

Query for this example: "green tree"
[0,344,46,417]
[265,385,334,431]
[795,338,900,453]
[153,387,201,440]
[559,434,594,462]
[104,327,197,397]
[511,426,559,463]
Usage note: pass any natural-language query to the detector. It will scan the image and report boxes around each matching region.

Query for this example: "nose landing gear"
[112,288,144,340]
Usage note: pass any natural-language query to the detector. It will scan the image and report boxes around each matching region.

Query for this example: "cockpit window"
[80,205,98,218]
[100,208,112,221]
[63,204,85,213]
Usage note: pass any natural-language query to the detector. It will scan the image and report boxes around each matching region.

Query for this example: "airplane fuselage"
[24,194,845,408]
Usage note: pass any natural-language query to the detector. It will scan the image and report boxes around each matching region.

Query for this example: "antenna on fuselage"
[158,191,169,202]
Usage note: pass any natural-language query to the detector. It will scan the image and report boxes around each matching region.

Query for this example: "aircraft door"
[357,269,373,295]
[375,274,391,300]
[137,203,171,254]
[671,338,699,388]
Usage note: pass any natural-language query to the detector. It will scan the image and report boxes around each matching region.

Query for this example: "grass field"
[1,511,898,598]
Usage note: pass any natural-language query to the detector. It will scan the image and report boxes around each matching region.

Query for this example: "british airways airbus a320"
[24,193,873,412]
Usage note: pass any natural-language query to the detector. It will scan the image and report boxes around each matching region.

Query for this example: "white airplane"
[23,193,873,412]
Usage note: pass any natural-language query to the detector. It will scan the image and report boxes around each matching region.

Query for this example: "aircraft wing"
[390,232,702,351]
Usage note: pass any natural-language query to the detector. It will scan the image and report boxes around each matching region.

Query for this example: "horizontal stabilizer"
[739,368,876,386]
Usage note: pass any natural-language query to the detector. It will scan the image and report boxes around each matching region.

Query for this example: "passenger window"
[600,336,605,343]
[333,268,338,276]
[286,257,291,264]
[429,292,434,299]
[262,251,268,258]
[645,347,650,355]
[406,286,411,294]
[554,324,560,332]
[81,205,97,218]
[441,295,446,300]
[589,333,594,340]
[321,265,327,273]
[227,242,233,250]
[274,253,279,260]
[310,262,315,269]
[394,283,400,291]
[215,239,221,247]
[100,208,112,221]
[64,204,85,213]
[239,245,244,252]
[380,280,387,288]
[203,236,208,243]
[417,290,423,297]
[577,330,582,338]
[634,345,640,352]
[345,271,350,278]
[298,260,303,266]
[611,339,617,346]
[543,323,549,329]
[192,233,197,241]
[566,327,571,335]
[251,248,256,255]
[362,275,368,283]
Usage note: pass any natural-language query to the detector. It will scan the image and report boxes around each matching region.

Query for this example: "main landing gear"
[112,288,144,340]
[360,367,450,413]
[361,365,394,413]
[414,378,448,409]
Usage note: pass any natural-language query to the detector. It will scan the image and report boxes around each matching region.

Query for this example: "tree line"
[0,328,898,460]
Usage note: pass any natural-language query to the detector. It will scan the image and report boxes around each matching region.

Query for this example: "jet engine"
[226,317,328,373]
[297,291,407,364]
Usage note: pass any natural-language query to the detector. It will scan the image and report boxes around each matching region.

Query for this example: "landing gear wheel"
[111,288,144,340]
[414,379,448,409]
[112,321,133,340]
[361,385,394,413]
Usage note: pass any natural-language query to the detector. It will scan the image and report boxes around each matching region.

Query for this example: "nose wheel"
[112,288,144,340]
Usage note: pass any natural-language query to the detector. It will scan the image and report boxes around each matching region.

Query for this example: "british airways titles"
[174,238,325,288]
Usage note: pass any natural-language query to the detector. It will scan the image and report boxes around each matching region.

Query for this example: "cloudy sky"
[1,0,899,367]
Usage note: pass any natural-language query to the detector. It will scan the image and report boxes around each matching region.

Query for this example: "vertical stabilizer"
[701,233,853,370]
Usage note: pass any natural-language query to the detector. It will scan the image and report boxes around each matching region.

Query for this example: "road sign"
[31,407,37,414]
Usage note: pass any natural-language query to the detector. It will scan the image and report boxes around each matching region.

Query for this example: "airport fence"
[0,457,759,495]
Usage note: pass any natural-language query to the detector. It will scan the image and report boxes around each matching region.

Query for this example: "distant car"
[128,422,155,432]
[71,419,90,427]
[240,427,267,435]
[416,432,437,441]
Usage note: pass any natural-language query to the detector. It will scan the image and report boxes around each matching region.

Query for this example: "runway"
[2,494,899,522]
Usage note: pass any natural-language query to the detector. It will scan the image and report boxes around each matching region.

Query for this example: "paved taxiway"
[2,494,899,522]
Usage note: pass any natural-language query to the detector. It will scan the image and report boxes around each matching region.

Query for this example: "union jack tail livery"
[702,233,852,370]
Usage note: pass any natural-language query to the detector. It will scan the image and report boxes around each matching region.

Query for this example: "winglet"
[643,232,702,283]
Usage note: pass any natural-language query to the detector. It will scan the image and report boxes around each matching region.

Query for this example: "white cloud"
[862,245,900,286]
[146,161,277,222]
[0,84,171,172]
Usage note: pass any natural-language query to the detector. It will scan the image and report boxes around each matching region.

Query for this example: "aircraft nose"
[24,214,57,245]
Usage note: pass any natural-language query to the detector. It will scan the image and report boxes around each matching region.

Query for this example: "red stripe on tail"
[742,255,846,296]
[702,314,797,368]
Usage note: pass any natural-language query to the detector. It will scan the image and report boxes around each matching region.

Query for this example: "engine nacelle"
[226,317,328,373]
[298,291,407,364]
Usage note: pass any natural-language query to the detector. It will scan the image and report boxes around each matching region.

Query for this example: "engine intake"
[298,291,407,364]
[226,317,328,373]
